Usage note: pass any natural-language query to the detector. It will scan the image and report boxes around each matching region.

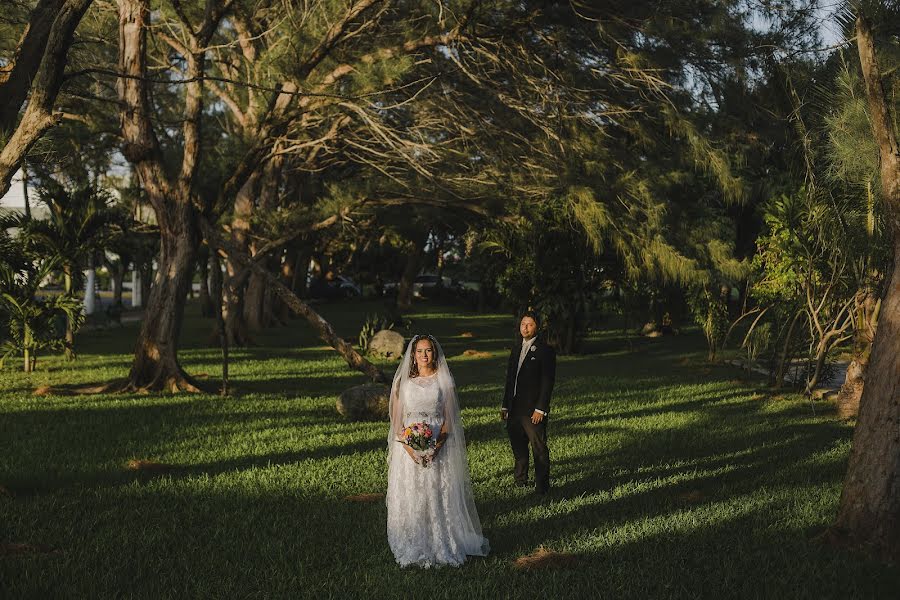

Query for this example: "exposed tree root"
[813,527,898,565]
[33,380,125,396]
[33,369,211,396]
[121,372,206,394]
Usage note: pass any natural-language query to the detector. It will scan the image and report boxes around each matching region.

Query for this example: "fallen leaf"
[125,460,172,474]
[513,546,578,570]
[0,543,58,556]
[677,490,705,503]
[344,493,384,503]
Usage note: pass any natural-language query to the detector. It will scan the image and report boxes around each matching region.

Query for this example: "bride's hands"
[432,432,447,456]
[403,444,421,464]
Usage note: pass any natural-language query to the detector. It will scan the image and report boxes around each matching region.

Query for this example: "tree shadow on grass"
[0,397,386,495]
[478,394,851,560]
[490,506,900,598]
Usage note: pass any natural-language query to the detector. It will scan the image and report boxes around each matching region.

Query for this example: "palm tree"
[0,231,83,372]
[2,181,126,359]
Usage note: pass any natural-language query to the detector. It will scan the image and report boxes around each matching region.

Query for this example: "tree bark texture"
[244,155,283,330]
[833,14,900,563]
[838,292,881,419]
[201,219,386,384]
[116,0,219,391]
[224,173,258,345]
[0,0,93,198]
[198,246,213,317]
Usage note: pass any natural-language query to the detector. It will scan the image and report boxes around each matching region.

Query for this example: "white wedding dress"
[386,339,489,568]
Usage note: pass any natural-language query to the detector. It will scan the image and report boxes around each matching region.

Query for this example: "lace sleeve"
[390,382,404,437]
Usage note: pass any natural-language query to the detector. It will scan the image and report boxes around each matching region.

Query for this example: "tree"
[0,0,94,196]
[0,230,83,372]
[1,180,124,358]
[114,0,230,391]
[832,7,900,563]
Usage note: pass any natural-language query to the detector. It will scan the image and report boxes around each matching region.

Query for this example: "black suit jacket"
[502,338,556,416]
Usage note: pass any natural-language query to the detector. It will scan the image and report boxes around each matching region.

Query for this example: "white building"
[0,169,27,214]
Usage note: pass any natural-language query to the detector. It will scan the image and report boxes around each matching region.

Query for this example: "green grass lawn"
[1,300,898,598]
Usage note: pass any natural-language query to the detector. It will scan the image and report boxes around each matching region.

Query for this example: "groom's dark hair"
[519,309,541,330]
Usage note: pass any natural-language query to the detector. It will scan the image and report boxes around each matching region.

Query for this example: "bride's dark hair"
[408,334,439,378]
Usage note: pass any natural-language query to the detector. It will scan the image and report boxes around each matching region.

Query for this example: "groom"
[500,311,556,495]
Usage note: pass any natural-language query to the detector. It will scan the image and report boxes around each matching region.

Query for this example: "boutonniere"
[530,345,536,352]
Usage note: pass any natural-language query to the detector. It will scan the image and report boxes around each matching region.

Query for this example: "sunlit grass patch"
[0,300,896,597]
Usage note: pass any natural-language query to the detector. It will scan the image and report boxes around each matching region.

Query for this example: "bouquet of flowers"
[397,421,436,467]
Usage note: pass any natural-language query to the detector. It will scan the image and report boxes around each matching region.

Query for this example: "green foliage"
[0,233,84,371]
[9,181,127,281]
[745,320,773,366]
[823,56,880,188]
[358,311,408,352]
[687,285,730,362]
[488,202,603,353]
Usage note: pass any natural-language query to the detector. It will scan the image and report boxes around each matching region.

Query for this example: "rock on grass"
[336,384,390,421]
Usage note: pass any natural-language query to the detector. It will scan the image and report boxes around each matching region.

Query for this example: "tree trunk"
[774,308,803,389]
[197,245,213,317]
[0,0,66,131]
[61,265,77,360]
[244,270,267,330]
[209,248,228,395]
[435,233,445,279]
[397,234,426,310]
[116,0,219,392]
[22,161,31,219]
[22,320,33,373]
[834,245,900,561]
[0,0,93,197]
[293,248,311,298]
[268,278,387,383]
[112,262,126,307]
[276,247,298,322]
[224,174,257,345]
[201,219,386,383]
[126,220,200,391]
[139,263,152,309]
[832,13,900,562]
[244,155,282,331]
[805,342,828,394]
[838,291,881,418]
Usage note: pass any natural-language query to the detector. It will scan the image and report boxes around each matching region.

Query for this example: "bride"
[386,334,490,567]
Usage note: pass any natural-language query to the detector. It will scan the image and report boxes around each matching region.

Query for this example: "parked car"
[309,273,361,300]
[334,275,362,297]
[412,274,453,297]
[381,274,463,298]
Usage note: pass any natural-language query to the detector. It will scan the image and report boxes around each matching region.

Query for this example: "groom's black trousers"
[506,413,549,492]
